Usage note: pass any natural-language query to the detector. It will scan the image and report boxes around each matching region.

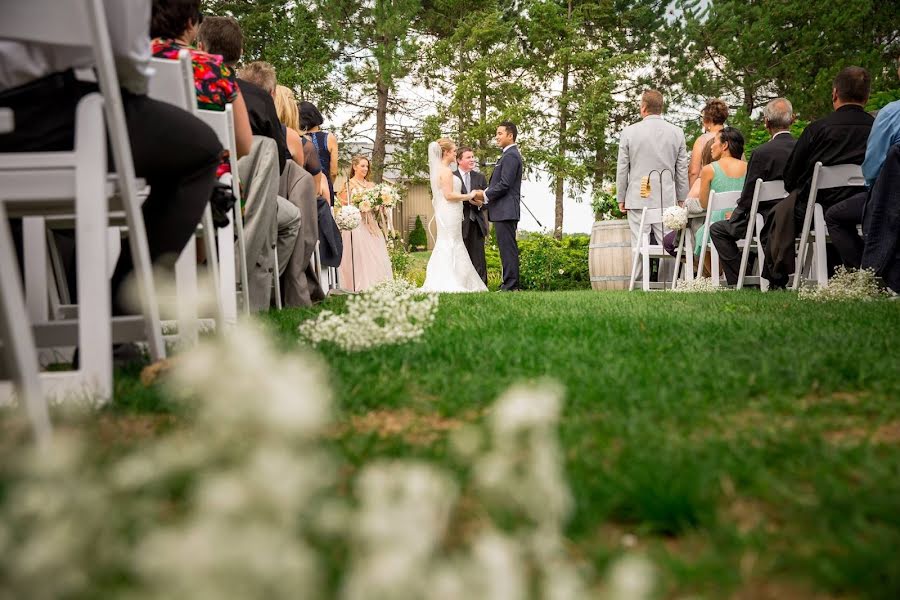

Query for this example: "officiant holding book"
[454,146,489,285]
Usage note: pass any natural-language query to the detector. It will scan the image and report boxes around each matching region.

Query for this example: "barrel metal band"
[590,275,630,281]
[589,242,631,249]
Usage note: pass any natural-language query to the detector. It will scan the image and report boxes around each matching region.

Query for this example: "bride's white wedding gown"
[421,175,488,293]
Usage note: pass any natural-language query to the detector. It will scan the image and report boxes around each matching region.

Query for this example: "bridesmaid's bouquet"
[334,204,362,231]
[352,183,402,211]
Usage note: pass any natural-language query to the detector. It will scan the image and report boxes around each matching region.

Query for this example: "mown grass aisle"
[265,290,900,599]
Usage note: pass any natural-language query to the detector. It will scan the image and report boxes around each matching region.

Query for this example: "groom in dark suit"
[454,146,489,284]
[477,121,523,290]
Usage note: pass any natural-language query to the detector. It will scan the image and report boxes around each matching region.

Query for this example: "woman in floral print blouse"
[150,0,252,159]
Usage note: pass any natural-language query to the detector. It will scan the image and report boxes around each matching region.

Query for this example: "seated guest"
[0,0,221,316]
[197,18,300,310]
[300,100,340,205]
[693,127,747,260]
[763,67,874,287]
[689,98,729,188]
[664,137,714,257]
[234,60,289,174]
[273,86,326,306]
[827,64,900,270]
[150,0,251,157]
[273,84,306,165]
[710,98,797,284]
[861,145,900,292]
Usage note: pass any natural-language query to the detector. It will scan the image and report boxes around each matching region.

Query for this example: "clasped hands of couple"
[468,189,486,207]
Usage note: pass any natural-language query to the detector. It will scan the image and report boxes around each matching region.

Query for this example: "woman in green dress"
[694,127,747,257]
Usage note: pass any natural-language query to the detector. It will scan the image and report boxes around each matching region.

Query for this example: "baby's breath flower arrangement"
[798,267,888,302]
[335,205,362,231]
[662,205,688,231]
[672,277,724,293]
[298,280,439,351]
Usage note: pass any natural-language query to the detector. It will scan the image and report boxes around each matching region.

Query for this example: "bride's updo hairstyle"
[437,137,455,159]
[348,155,370,180]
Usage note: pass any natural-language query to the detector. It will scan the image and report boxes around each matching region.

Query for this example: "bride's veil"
[427,141,444,241]
[427,141,443,200]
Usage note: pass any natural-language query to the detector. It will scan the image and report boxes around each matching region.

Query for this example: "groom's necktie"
[464,171,471,193]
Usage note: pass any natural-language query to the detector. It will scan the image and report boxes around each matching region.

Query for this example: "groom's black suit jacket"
[454,168,488,238]
[485,144,523,222]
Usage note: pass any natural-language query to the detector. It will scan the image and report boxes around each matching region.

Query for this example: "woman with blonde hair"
[273,84,305,165]
[337,155,393,291]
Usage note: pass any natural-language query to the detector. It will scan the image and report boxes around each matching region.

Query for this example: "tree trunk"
[553,0,573,240]
[372,76,389,183]
[479,82,488,153]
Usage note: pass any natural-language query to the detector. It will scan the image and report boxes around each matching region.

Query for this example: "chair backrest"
[708,190,742,211]
[756,179,788,203]
[197,105,243,204]
[640,207,663,227]
[148,52,197,115]
[812,162,865,191]
[0,1,95,45]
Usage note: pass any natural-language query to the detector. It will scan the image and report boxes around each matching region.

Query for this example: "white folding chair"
[736,179,788,290]
[628,208,673,291]
[197,104,251,322]
[147,52,223,342]
[0,110,52,444]
[696,190,742,286]
[792,162,865,290]
[0,0,165,405]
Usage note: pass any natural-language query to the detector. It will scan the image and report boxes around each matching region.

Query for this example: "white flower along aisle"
[0,321,656,599]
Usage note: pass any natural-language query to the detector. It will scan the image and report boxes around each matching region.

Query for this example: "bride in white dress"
[421,138,488,293]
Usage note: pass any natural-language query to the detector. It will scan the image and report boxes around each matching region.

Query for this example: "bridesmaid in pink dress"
[338,156,393,291]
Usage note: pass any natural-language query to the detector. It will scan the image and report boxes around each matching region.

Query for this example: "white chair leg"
[711,246,721,287]
[273,246,282,310]
[23,217,49,322]
[672,230,684,290]
[684,229,695,281]
[642,237,651,292]
[813,205,828,288]
[217,214,238,326]
[106,226,121,279]
[233,204,250,314]
[628,246,640,291]
[200,206,225,325]
[175,237,199,347]
[0,202,52,445]
[75,170,113,402]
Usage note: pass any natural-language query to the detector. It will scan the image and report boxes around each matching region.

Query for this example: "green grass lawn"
[8,290,900,598]
[269,290,900,599]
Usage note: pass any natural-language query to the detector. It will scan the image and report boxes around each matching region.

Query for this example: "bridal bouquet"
[663,205,688,231]
[334,204,362,231]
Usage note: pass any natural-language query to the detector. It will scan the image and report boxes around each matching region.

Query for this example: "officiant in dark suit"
[454,146,489,284]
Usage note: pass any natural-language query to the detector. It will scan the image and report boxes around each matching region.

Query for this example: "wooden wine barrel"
[589,220,632,290]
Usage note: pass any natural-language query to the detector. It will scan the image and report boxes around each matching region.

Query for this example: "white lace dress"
[421,175,488,293]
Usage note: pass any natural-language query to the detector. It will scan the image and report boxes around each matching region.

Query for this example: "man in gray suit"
[616,90,689,276]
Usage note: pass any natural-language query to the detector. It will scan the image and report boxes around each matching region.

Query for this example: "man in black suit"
[454,146,489,284]
[477,121,523,291]
[235,61,289,174]
[710,98,797,285]
[763,66,874,287]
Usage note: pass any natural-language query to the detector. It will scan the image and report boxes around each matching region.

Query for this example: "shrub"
[408,215,427,250]
[486,231,590,291]
[386,232,412,277]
